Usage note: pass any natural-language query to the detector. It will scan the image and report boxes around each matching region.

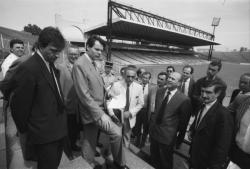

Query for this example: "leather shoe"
[71,145,81,151]
[113,162,130,169]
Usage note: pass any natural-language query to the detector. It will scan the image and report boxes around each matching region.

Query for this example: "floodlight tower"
[208,17,220,60]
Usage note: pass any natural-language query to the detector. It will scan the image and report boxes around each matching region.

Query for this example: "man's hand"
[124,111,132,119]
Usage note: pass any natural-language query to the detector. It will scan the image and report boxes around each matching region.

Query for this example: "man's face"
[105,66,112,74]
[201,85,219,104]
[157,74,167,87]
[166,68,174,75]
[125,69,136,85]
[182,67,192,80]
[239,75,250,93]
[207,64,219,78]
[67,48,79,64]
[41,44,62,63]
[87,41,103,60]
[11,43,25,57]
[166,72,181,90]
[142,74,150,85]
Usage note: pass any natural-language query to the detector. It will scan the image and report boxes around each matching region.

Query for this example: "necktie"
[143,84,146,93]
[181,80,186,93]
[195,104,206,129]
[124,84,130,111]
[156,90,171,124]
[49,63,63,102]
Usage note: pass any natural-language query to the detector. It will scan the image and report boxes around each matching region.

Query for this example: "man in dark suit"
[72,35,127,169]
[228,74,250,169]
[149,72,192,169]
[193,59,227,110]
[57,46,81,153]
[189,80,234,169]
[9,27,67,169]
[230,73,250,103]
[133,71,155,148]
[180,65,195,98]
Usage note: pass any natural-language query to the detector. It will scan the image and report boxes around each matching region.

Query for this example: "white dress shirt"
[1,53,19,77]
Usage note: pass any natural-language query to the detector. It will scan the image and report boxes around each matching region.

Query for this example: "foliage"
[23,24,42,35]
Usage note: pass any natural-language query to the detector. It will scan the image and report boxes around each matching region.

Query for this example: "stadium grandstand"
[84,0,220,73]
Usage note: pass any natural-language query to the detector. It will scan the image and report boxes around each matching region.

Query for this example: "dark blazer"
[229,89,241,104]
[179,77,195,98]
[190,101,234,169]
[192,76,227,110]
[10,53,67,144]
[150,87,192,146]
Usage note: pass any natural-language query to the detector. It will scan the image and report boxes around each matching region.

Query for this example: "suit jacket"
[0,55,31,100]
[150,87,192,146]
[190,101,234,169]
[193,76,227,110]
[229,89,241,104]
[72,54,105,124]
[147,85,158,120]
[108,80,144,128]
[10,52,67,144]
[57,62,78,115]
[179,77,195,98]
[228,94,250,135]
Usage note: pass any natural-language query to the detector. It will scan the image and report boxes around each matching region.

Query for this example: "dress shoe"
[71,145,81,151]
[113,162,130,169]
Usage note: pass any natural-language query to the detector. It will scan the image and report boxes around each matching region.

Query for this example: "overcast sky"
[0,0,249,51]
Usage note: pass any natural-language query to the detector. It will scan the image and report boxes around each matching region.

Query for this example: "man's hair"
[86,35,106,49]
[120,66,127,75]
[158,71,168,79]
[201,80,224,94]
[166,65,175,72]
[137,68,146,77]
[125,66,136,74]
[38,27,65,50]
[210,59,222,71]
[183,64,194,74]
[142,71,151,79]
[9,39,24,48]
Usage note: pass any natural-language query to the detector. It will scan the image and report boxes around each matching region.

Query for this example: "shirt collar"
[205,99,217,109]
[37,50,50,71]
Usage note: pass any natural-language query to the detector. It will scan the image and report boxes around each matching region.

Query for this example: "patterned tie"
[156,90,171,124]
[124,83,130,111]
[195,104,206,129]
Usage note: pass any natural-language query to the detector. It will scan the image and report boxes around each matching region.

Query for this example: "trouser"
[67,114,80,148]
[133,108,148,147]
[150,137,174,169]
[35,138,64,169]
[81,113,126,166]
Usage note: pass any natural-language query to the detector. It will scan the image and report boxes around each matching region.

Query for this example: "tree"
[23,24,42,35]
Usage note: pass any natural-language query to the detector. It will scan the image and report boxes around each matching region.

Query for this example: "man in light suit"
[228,73,250,169]
[189,80,234,169]
[149,72,192,169]
[10,27,67,169]
[72,35,128,169]
[57,46,81,153]
[108,67,144,148]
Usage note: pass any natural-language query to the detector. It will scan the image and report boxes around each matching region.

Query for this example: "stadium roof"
[85,18,220,47]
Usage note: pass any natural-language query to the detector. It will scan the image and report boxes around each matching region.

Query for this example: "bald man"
[149,72,192,169]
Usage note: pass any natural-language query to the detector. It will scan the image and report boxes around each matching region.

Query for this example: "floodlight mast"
[208,17,220,61]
